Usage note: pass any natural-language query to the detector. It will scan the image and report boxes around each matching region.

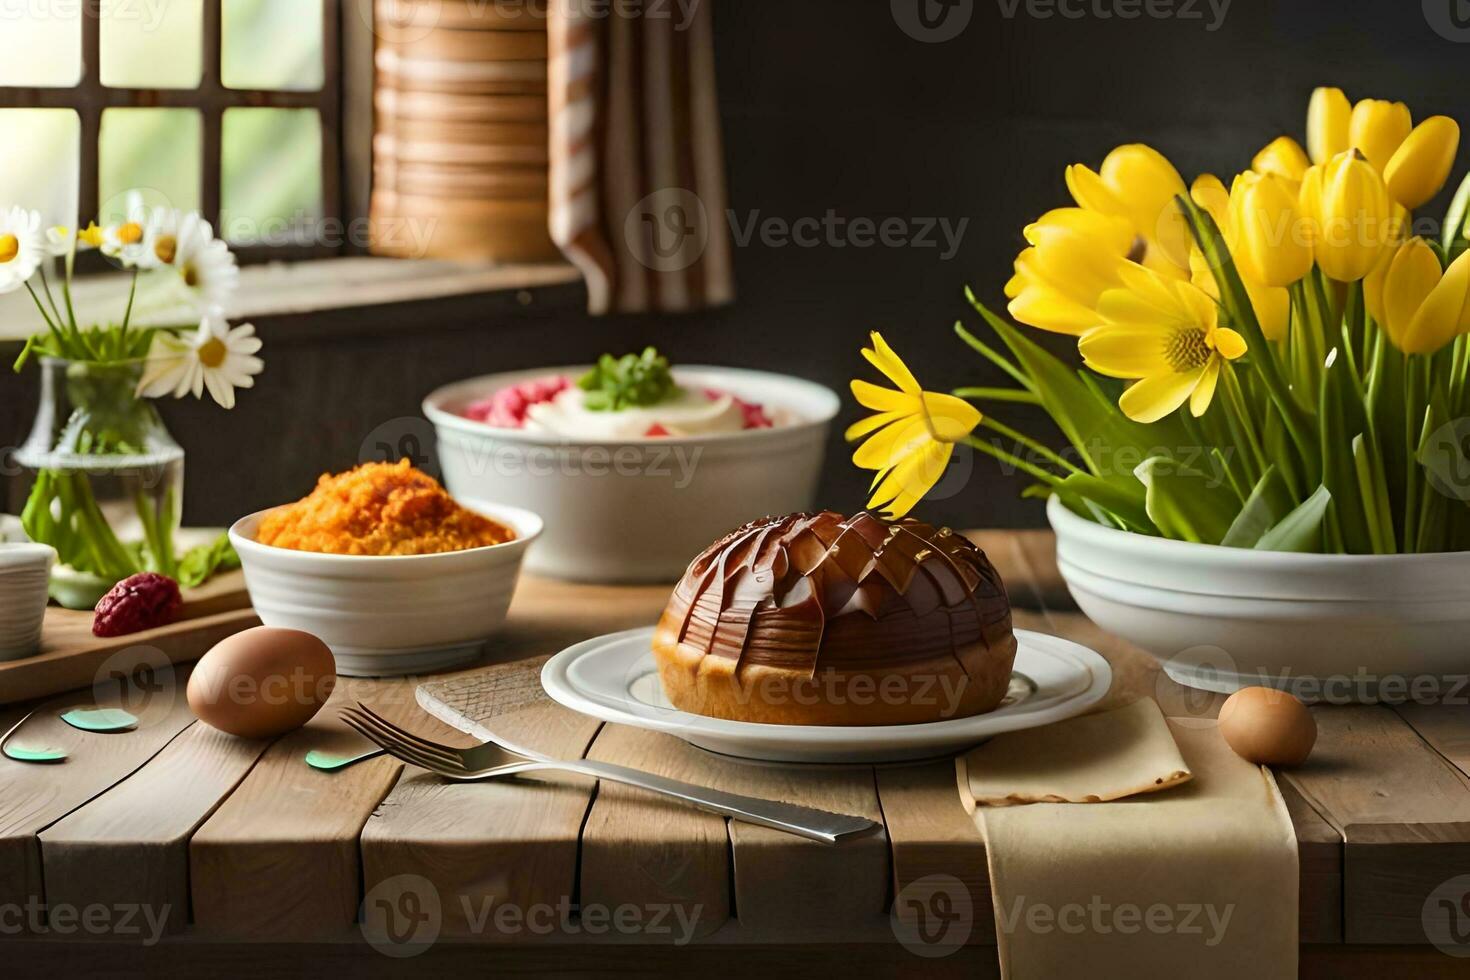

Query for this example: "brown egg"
[1218,686,1316,766]
[187,627,336,738]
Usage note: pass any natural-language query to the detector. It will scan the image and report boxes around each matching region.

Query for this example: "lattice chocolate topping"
[661,511,1015,677]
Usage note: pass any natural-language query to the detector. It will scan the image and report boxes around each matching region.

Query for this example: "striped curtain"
[548,0,735,314]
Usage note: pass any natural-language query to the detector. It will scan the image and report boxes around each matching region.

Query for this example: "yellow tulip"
[1349,98,1413,172]
[1364,239,1470,355]
[1228,171,1313,287]
[847,332,981,518]
[1307,87,1350,165]
[1300,151,1394,282]
[1384,116,1461,210]
[1079,265,1248,423]
[1252,137,1310,183]
[1004,207,1133,335]
[1065,144,1191,275]
[1189,174,1291,340]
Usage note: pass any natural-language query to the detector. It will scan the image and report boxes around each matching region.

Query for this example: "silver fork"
[340,703,877,845]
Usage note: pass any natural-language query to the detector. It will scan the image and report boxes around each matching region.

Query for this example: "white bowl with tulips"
[846,85,1470,702]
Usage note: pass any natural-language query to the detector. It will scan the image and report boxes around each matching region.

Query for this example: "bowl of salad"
[423,350,840,582]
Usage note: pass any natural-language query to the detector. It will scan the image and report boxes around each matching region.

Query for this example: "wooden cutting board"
[0,571,258,705]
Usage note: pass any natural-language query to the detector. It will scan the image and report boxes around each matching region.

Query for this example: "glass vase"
[14,358,185,608]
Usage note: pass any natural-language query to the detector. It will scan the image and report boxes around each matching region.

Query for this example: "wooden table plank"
[188,676,408,939]
[0,685,198,925]
[580,725,732,939]
[364,658,604,940]
[39,719,272,935]
[1279,777,1344,944]
[1285,706,1470,944]
[877,761,994,945]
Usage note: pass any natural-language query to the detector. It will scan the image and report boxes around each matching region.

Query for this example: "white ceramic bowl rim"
[0,542,56,569]
[229,498,544,565]
[1048,495,1470,570]
[422,364,841,448]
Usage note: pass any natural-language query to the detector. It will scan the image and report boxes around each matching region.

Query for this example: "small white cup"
[0,543,57,662]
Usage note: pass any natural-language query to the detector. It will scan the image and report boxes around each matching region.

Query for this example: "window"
[0,0,344,261]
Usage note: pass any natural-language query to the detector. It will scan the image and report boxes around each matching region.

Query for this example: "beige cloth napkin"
[958,699,1298,980]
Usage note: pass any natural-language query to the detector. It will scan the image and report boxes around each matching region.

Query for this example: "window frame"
[0,0,347,263]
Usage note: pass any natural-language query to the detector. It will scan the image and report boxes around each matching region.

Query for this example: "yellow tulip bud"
[1307,87,1351,166]
[1068,144,1190,274]
[1228,171,1313,287]
[1252,137,1310,183]
[1384,116,1461,210]
[1190,174,1229,228]
[1366,239,1470,355]
[1349,98,1413,172]
[1302,151,1394,282]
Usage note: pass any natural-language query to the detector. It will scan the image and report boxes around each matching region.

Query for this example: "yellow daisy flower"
[847,332,981,519]
[1079,265,1248,423]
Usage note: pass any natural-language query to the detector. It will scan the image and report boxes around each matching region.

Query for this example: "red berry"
[93,573,183,638]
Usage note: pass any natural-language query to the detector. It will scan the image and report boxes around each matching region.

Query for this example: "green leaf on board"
[1255,485,1332,553]
[177,533,241,589]
[2,742,67,763]
[59,707,138,733]
[1221,465,1294,548]
[1134,456,1240,545]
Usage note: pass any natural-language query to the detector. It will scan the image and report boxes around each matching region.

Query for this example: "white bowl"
[1048,496,1470,703]
[0,542,56,662]
[423,366,840,583]
[229,500,542,677]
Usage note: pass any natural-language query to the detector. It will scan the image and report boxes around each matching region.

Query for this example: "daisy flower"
[0,206,45,295]
[172,214,239,312]
[846,331,981,518]
[137,312,264,410]
[47,222,104,257]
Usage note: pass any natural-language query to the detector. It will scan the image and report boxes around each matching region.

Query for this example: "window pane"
[222,0,324,92]
[98,109,203,223]
[101,0,203,89]
[0,8,81,87]
[0,110,80,230]
[221,108,323,245]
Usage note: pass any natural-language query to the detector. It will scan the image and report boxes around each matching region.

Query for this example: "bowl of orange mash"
[230,460,542,676]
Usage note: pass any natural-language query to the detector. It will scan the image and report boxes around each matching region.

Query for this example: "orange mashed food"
[256,460,515,556]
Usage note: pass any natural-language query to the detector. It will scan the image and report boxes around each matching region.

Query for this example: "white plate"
[540,627,1112,764]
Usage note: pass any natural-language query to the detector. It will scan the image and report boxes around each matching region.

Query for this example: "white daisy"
[0,206,45,294]
[137,312,263,410]
[46,222,103,257]
[172,214,239,312]
[139,205,186,270]
[100,191,152,267]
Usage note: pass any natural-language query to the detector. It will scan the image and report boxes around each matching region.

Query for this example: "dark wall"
[6,0,1470,532]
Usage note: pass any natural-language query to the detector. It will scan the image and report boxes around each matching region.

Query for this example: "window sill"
[0,257,583,343]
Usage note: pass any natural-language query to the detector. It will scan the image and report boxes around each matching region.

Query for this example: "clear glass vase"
[14,358,185,608]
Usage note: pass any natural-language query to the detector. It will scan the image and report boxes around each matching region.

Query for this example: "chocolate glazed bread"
[652,512,1019,726]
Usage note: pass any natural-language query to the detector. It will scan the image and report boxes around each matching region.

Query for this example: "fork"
[340,703,877,845]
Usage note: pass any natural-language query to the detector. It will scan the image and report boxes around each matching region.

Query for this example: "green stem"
[962,434,1065,487]
[977,417,1083,475]
[121,268,139,338]
[952,386,1041,405]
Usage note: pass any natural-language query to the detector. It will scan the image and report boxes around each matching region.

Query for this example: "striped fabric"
[548,0,735,314]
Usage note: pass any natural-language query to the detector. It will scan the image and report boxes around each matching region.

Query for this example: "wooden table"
[4,531,1470,978]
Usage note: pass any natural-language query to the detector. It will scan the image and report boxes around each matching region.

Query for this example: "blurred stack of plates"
[371,0,558,260]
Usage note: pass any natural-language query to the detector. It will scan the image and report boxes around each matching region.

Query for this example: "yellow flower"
[1307,87,1351,165]
[1065,144,1191,276]
[1348,98,1413,172]
[1228,171,1313,287]
[1004,207,1133,335]
[847,332,981,518]
[1079,265,1248,423]
[1188,174,1291,341]
[1251,136,1310,183]
[1384,116,1461,210]
[1364,238,1470,355]
[1300,150,1394,282]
